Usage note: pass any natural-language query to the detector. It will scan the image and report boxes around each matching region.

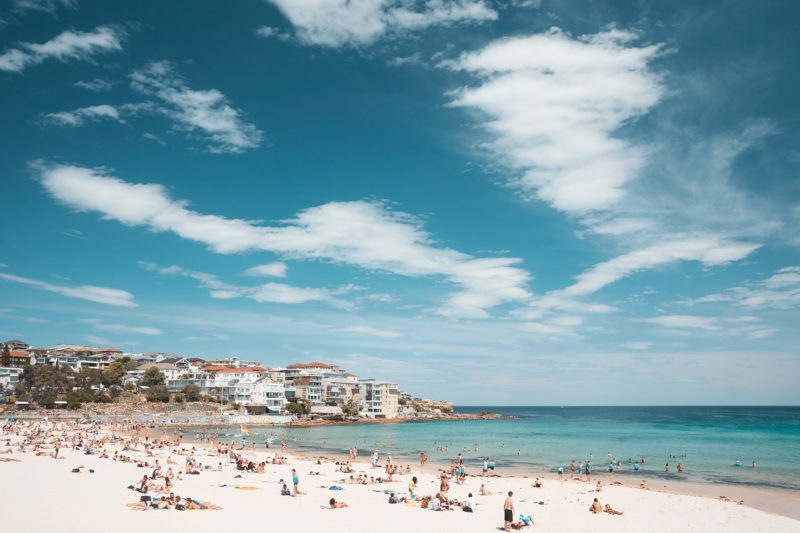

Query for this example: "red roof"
[287,362,333,369]
[95,347,122,353]
[201,366,229,372]
[215,366,266,373]
[9,351,30,358]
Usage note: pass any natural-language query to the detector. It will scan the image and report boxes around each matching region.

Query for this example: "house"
[137,363,184,381]
[92,347,123,356]
[0,366,23,389]
[358,380,399,419]
[7,351,31,366]
[204,357,245,368]
[4,340,29,351]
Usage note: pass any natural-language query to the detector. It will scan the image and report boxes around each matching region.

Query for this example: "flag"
[241,426,249,435]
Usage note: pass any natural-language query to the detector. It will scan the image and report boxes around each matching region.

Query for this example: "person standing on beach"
[557,466,563,480]
[292,468,301,496]
[503,491,515,532]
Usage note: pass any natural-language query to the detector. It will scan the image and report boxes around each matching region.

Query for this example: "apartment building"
[358,379,399,418]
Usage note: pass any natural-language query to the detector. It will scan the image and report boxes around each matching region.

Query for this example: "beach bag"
[140,495,151,502]
[175,504,185,511]
[463,506,473,513]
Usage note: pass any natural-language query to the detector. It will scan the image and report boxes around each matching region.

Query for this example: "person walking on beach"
[503,491,515,532]
[292,468,301,496]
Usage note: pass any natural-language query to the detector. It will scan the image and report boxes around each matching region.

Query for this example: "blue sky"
[1,0,799,405]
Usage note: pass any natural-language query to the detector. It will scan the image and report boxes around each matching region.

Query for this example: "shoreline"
[144,425,800,521]
[2,419,799,533]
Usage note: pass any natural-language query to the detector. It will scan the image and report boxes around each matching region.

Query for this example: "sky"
[0,0,798,405]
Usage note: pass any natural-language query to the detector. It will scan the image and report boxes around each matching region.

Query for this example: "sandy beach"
[1,419,798,533]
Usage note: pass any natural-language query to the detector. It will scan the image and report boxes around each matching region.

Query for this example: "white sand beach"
[1,420,798,533]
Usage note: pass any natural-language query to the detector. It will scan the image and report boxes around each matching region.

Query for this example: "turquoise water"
[181,406,800,490]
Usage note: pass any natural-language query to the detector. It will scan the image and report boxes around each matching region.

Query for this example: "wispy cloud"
[683,266,800,309]
[129,61,262,153]
[242,262,287,278]
[0,25,125,73]
[623,341,652,350]
[139,261,355,309]
[445,28,664,213]
[74,78,116,92]
[518,236,759,322]
[636,315,721,330]
[39,164,532,318]
[265,0,497,47]
[41,104,122,126]
[334,325,404,338]
[12,0,77,15]
[0,271,136,307]
[79,318,162,335]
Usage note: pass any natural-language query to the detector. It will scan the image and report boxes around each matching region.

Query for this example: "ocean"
[179,406,800,491]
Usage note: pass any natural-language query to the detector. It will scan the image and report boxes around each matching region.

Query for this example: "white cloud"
[94,323,162,335]
[74,78,116,92]
[0,271,136,307]
[255,25,278,38]
[684,266,800,309]
[12,0,76,14]
[40,164,532,318]
[561,236,759,298]
[335,325,403,338]
[139,261,355,309]
[129,61,263,153]
[41,104,122,126]
[0,25,125,73]
[520,315,582,337]
[636,315,720,330]
[518,236,759,323]
[623,341,652,350]
[745,328,777,340]
[84,334,111,346]
[242,262,287,278]
[265,0,497,47]
[445,27,664,213]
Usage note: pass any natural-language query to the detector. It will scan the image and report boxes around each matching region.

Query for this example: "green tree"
[182,384,201,402]
[140,367,165,387]
[173,392,185,404]
[1,344,10,367]
[144,384,170,403]
[65,390,83,410]
[285,401,307,416]
[75,367,102,389]
[341,399,359,416]
[119,356,140,371]
[101,362,125,388]
[93,390,111,403]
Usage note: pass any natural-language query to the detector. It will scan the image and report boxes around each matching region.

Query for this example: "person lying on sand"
[604,504,623,515]
[509,516,533,529]
[589,498,603,513]
[329,498,348,508]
